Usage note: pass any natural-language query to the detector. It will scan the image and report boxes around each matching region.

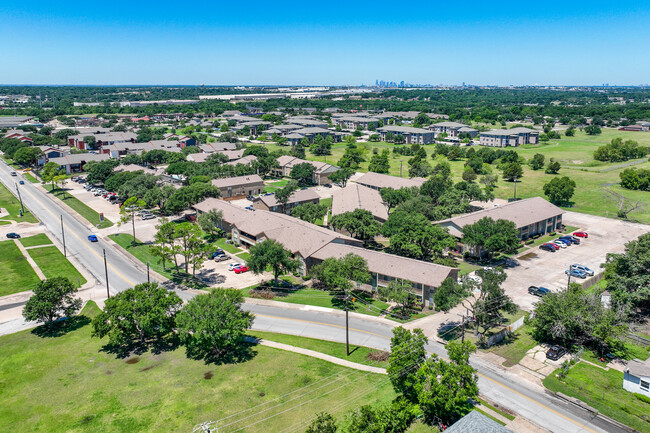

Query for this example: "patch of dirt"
[105,370,113,375]
[204,371,214,380]
[518,252,537,261]
[139,365,156,372]
[125,356,140,364]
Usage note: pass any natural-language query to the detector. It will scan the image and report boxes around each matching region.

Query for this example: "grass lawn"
[0,181,38,223]
[477,398,516,421]
[248,330,389,368]
[0,240,41,296]
[42,184,113,228]
[316,197,333,226]
[457,261,481,276]
[19,233,53,248]
[485,324,538,367]
[0,302,394,433]
[406,420,439,432]
[580,341,650,364]
[243,286,390,318]
[24,172,38,183]
[544,362,650,433]
[0,154,22,169]
[236,251,252,262]
[109,234,174,279]
[214,237,242,254]
[27,246,87,288]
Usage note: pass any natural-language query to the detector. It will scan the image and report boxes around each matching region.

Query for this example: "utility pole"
[345,292,350,356]
[567,264,571,289]
[513,176,518,200]
[15,183,24,215]
[103,249,110,298]
[400,160,403,177]
[60,215,66,257]
[147,262,150,283]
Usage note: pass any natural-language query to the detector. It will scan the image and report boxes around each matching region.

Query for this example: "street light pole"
[345,293,350,356]
[513,176,518,200]
[147,262,150,283]
[103,249,110,298]
[15,183,24,215]
[60,215,66,257]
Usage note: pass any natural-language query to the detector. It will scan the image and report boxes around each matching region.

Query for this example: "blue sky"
[2,0,649,86]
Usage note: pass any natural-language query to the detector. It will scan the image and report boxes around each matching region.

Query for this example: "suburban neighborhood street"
[0,158,626,433]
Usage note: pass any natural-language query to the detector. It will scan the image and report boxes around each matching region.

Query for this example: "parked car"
[571,264,594,276]
[185,214,196,222]
[19,180,24,185]
[324,183,332,188]
[467,274,482,285]
[10,171,17,176]
[234,265,249,274]
[142,214,156,220]
[546,345,566,361]
[551,240,567,249]
[214,255,229,262]
[6,232,20,239]
[228,263,243,271]
[573,231,589,238]
[88,234,98,242]
[528,286,551,297]
[556,237,572,245]
[561,235,580,245]
[539,243,557,252]
[565,268,587,278]
[209,249,225,259]
[245,206,254,211]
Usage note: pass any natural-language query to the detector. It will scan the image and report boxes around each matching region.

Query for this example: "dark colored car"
[6,232,21,239]
[208,249,225,259]
[324,183,332,188]
[573,231,588,238]
[546,345,566,361]
[19,180,24,185]
[528,286,551,297]
[560,235,580,245]
[88,234,98,242]
[540,243,557,252]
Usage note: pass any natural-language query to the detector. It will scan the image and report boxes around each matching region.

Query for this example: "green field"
[24,172,38,183]
[28,246,87,288]
[0,181,38,223]
[19,233,53,248]
[0,240,41,296]
[0,302,394,433]
[544,362,650,433]
[484,325,537,367]
[248,330,389,368]
[43,184,113,228]
[109,234,174,279]
[269,128,650,224]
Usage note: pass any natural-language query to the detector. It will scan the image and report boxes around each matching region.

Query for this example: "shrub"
[366,350,390,362]
[634,393,650,404]
[250,288,275,300]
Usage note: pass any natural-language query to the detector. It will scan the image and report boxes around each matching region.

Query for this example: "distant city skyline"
[1,0,649,86]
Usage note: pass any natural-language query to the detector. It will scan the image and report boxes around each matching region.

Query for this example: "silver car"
[571,264,594,276]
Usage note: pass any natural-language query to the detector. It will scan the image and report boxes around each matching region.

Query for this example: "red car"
[234,265,249,274]
[573,231,589,238]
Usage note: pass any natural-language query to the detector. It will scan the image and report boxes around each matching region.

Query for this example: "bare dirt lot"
[503,211,649,311]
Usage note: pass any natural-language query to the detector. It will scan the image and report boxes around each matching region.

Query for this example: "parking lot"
[502,211,649,311]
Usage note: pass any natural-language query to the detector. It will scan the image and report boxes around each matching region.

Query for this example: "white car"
[228,263,242,271]
[467,274,482,285]
[571,264,594,276]
[552,240,567,249]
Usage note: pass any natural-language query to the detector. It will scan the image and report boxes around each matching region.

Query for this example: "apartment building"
[479,127,539,147]
[377,125,435,144]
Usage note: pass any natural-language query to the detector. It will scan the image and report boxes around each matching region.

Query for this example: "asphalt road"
[0,159,626,433]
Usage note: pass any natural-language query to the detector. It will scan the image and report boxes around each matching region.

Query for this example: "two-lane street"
[0,158,626,433]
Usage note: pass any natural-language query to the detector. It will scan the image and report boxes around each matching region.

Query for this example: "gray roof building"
[355,172,426,191]
[444,411,514,433]
[332,183,388,222]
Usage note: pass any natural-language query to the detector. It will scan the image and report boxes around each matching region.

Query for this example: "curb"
[553,392,638,433]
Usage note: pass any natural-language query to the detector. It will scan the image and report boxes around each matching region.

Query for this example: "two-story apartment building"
[430,121,478,138]
[274,156,339,185]
[479,127,539,147]
[212,175,264,199]
[355,172,427,191]
[377,125,435,145]
[253,188,320,213]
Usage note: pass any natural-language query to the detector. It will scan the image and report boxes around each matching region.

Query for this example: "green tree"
[463,268,517,336]
[13,147,43,166]
[176,289,254,361]
[584,125,602,135]
[461,166,477,182]
[290,162,316,184]
[378,279,415,314]
[384,211,456,260]
[151,217,175,271]
[173,222,205,275]
[306,412,338,433]
[603,233,650,313]
[22,277,82,326]
[91,282,182,349]
[328,168,354,187]
[380,187,415,214]
[461,217,520,259]
[529,153,545,170]
[120,197,147,246]
[387,327,427,401]
[545,159,561,174]
[197,209,224,240]
[248,239,297,284]
[40,161,66,189]
[368,149,390,174]
[543,176,576,205]
[85,159,119,185]
[274,180,299,213]
[447,146,464,161]
[291,202,328,224]
[414,340,478,425]
[433,277,470,312]
[501,161,523,181]
[82,135,97,149]
[311,254,371,297]
[338,143,366,169]
[330,209,381,242]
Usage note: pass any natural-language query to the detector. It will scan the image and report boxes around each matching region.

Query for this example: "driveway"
[199,254,271,289]
[503,211,649,311]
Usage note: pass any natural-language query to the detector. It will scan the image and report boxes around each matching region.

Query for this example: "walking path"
[243,336,387,374]
[13,239,46,280]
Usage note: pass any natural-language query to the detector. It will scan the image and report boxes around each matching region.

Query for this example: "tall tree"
[151,218,175,271]
[248,239,297,285]
[378,279,415,314]
[368,149,390,174]
[291,202,328,224]
[22,277,82,326]
[120,197,147,246]
[40,161,66,189]
[290,162,316,184]
[529,153,545,170]
[197,209,224,240]
[433,277,470,312]
[543,176,576,205]
[461,217,520,259]
[384,211,456,260]
[501,161,523,181]
[176,289,254,361]
[380,187,415,213]
[274,180,299,213]
[387,327,428,402]
[330,209,381,242]
[328,168,354,187]
[462,268,517,336]
[305,412,337,433]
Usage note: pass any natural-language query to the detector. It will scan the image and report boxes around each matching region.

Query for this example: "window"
[642,380,650,391]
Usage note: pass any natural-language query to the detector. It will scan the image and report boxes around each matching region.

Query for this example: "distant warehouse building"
[437,197,564,249]
[479,127,539,147]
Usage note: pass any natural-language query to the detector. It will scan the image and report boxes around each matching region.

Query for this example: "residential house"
[274,156,339,185]
[444,410,514,433]
[114,164,158,176]
[3,129,33,144]
[377,125,435,144]
[48,153,111,174]
[436,197,564,253]
[355,172,426,191]
[212,175,264,199]
[287,117,328,128]
[331,183,388,223]
[253,188,320,213]
[479,127,539,147]
[624,359,650,396]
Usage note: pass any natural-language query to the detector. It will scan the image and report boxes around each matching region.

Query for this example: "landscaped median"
[42,183,113,228]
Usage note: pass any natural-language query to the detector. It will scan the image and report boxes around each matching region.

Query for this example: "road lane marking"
[255,313,599,433]
[3,172,136,287]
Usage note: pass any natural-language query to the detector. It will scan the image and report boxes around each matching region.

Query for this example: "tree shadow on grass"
[99,333,181,359]
[31,315,91,338]
[186,340,257,366]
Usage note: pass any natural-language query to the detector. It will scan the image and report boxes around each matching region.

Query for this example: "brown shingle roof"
[257,188,320,208]
[355,172,426,190]
[331,183,388,222]
[211,174,263,189]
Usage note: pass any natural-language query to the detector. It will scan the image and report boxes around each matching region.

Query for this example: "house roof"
[212,174,264,189]
[626,359,650,379]
[115,164,157,175]
[224,154,257,166]
[256,188,320,208]
[377,125,433,134]
[355,172,426,190]
[331,183,388,222]
[187,153,210,163]
[49,153,111,166]
[481,127,538,136]
[200,142,238,153]
[444,411,514,433]
[438,197,564,234]
[310,243,457,288]
[276,156,338,174]
[433,121,468,128]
